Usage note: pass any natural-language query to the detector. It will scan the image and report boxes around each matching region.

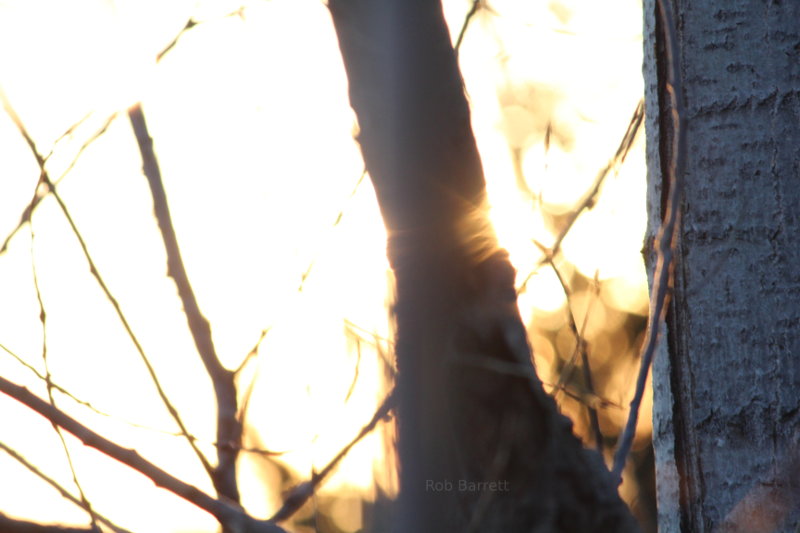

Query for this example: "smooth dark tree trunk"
[328,1,640,531]
[645,1,800,531]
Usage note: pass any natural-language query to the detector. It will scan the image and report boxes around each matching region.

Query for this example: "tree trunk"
[645,1,800,531]
[328,1,640,531]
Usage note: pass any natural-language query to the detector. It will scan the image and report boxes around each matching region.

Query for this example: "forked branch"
[0,375,287,533]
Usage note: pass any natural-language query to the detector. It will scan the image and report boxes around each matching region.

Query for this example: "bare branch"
[234,327,271,377]
[578,275,604,453]
[0,341,283,459]
[454,1,498,55]
[0,104,117,256]
[343,321,366,403]
[156,8,245,63]
[0,376,287,533]
[518,99,645,295]
[0,441,131,533]
[0,91,213,483]
[269,390,396,522]
[454,0,481,54]
[128,102,241,502]
[612,0,684,480]
[0,342,105,412]
[235,167,367,375]
[30,234,99,529]
[544,258,604,452]
[297,168,367,293]
[0,513,97,533]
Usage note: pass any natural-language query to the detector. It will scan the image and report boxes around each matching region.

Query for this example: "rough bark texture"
[329,1,640,532]
[645,1,800,531]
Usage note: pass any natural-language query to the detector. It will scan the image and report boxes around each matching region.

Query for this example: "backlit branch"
[270,390,395,522]
[128,102,241,503]
[518,99,645,295]
[454,0,482,54]
[156,8,245,63]
[0,441,131,533]
[1,341,283,457]
[545,258,603,452]
[612,0,685,480]
[0,92,213,482]
[0,110,117,256]
[0,376,288,533]
[30,234,99,530]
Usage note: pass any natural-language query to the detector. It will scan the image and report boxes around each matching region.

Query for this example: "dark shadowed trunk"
[328,1,640,531]
[644,1,800,531]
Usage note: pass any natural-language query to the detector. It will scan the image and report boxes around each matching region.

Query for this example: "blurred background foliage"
[0,0,653,531]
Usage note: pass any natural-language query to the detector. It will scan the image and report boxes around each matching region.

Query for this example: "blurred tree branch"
[612,0,683,481]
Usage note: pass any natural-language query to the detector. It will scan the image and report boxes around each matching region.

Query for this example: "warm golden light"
[0,0,649,531]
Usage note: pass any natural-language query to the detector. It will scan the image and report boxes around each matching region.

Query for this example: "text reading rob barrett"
[425,479,510,493]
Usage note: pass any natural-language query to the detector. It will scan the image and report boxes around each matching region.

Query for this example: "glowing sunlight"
[0,1,649,532]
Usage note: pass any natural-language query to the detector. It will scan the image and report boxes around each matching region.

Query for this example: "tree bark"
[645,1,800,531]
[328,1,640,531]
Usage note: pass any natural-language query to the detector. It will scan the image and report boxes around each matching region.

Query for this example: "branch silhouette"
[612,0,685,480]
[270,389,395,522]
[0,376,287,533]
[0,91,213,483]
[0,441,131,533]
[128,102,242,503]
[30,237,100,530]
[0,110,117,256]
[518,99,645,295]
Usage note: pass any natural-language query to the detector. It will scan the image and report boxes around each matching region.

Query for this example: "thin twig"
[269,390,396,522]
[342,318,393,346]
[454,0,481,55]
[0,342,105,412]
[297,168,367,293]
[544,257,603,451]
[343,322,364,403]
[156,8,245,63]
[0,441,131,533]
[234,327,271,377]
[0,92,213,482]
[579,275,604,452]
[0,111,117,256]
[30,232,100,530]
[46,111,94,156]
[50,113,118,187]
[518,99,645,295]
[128,102,241,502]
[0,513,95,532]
[612,0,684,480]
[343,318,397,379]
[0,342,284,458]
[464,352,618,409]
[156,19,198,62]
[235,168,368,373]
[0,376,288,533]
[543,260,595,396]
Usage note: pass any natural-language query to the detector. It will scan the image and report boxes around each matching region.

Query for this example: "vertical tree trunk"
[328,1,639,531]
[645,1,800,531]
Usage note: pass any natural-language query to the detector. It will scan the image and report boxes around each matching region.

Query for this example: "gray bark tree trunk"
[644,1,800,532]
[328,1,640,532]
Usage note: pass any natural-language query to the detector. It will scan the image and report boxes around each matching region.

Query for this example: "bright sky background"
[0,1,646,531]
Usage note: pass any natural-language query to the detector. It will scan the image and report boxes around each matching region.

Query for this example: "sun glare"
[0,0,648,531]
